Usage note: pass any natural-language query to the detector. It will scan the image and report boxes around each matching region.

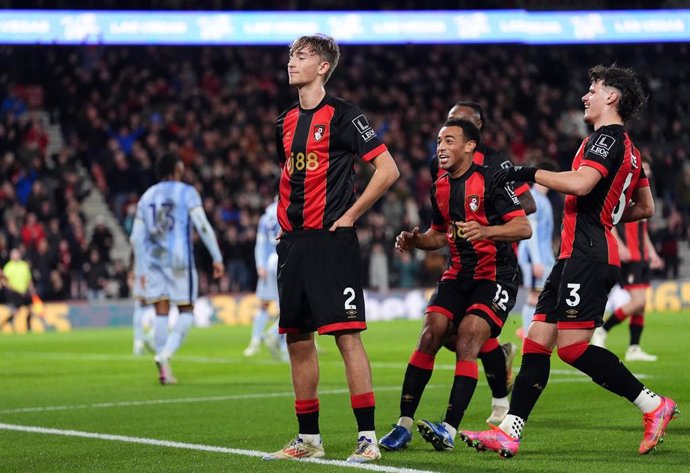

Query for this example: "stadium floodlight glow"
[1,10,689,45]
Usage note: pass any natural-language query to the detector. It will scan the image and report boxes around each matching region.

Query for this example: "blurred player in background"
[129,251,155,356]
[1,248,35,332]
[130,152,224,385]
[592,213,662,361]
[243,197,286,360]
[379,118,530,453]
[434,101,536,425]
[517,162,556,339]
[264,34,399,463]
[461,65,678,458]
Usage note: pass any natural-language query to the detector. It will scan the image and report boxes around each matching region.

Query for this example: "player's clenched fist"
[458,220,490,242]
[395,227,419,252]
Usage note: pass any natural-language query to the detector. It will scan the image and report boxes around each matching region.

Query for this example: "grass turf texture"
[0,311,687,473]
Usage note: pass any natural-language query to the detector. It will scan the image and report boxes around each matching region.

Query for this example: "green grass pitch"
[0,311,687,472]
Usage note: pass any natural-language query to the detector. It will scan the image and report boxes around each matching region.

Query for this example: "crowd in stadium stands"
[2,42,690,300]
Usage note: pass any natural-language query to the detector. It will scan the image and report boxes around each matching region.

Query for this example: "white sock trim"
[492,397,510,408]
[633,387,662,413]
[397,416,413,431]
[298,433,321,445]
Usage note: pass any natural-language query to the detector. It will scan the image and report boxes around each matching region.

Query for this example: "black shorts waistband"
[281,227,356,238]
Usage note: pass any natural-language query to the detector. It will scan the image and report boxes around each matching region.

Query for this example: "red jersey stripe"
[473,151,486,166]
[465,172,496,280]
[581,160,609,177]
[302,105,335,229]
[502,209,526,222]
[362,143,387,162]
[637,177,650,188]
[318,321,367,334]
[514,182,530,197]
[277,108,300,231]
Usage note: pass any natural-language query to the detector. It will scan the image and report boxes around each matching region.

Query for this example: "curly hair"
[588,64,647,123]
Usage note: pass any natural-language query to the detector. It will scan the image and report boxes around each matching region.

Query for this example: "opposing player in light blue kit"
[244,197,287,360]
[130,153,224,385]
[517,168,555,338]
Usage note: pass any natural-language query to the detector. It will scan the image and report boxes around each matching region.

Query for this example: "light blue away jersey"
[255,201,280,270]
[135,181,202,270]
[518,189,555,266]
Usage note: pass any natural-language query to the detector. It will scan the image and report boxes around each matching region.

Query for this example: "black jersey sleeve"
[338,102,388,162]
[581,128,625,178]
[489,173,526,222]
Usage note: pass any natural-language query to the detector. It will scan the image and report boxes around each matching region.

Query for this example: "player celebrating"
[264,34,399,463]
[379,118,530,453]
[440,102,537,425]
[130,153,224,385]
[460,65,678,457]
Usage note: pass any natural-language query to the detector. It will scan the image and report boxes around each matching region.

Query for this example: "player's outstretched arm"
[329,151,399,231]
[493,165,602,197]
[620,185,654,223]
[190,207,224,279]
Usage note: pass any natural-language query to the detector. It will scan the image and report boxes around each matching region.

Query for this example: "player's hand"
[276,229,283,241]
[493,166,538,188]
[532,263,545,279]
[257,267,267,279]
[329,214,356,232]
[139,274,146,289]
[395,227,419,252]
[458,221,490,242]
[212,261,225,279]
[650,252,664,270]
[618,244,631,263]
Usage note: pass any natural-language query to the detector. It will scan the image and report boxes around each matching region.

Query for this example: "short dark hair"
[443,118,481,147]
[453,101,484,127]
[156,153,179,180]
[588,64,647,122]
[290,33,340,83]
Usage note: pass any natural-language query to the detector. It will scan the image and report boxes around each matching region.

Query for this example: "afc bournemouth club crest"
[313,124,325,141]
[467,195,480,213]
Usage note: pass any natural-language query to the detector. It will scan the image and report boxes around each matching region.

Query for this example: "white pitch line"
[0,378,592,415]
[0,385,431,415]
[0,351,648,378]
[0,423,440,473]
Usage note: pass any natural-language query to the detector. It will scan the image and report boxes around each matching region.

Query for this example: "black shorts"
[426,278,517,338]
[277,228,366,335]
[534,258,618,330]
[618,261,651,289]
[5,289,31,309]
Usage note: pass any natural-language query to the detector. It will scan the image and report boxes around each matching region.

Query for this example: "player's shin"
[499,338,553,437]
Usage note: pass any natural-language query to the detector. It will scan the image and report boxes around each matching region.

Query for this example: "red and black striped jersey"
[430,163,526,282]
[616,220,648,262]
[275,95,388,231]
[558,125,649,265]
[431,143,530,197]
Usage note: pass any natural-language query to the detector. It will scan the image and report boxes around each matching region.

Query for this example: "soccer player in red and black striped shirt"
[461,65,678,458]
[378,118,531,452]
[442,101,537,426]
[592,211,663,360]
[264,34,399,463]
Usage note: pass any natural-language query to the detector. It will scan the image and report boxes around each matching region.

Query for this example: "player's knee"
[557,341,589,365]
[418,326,445,353]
